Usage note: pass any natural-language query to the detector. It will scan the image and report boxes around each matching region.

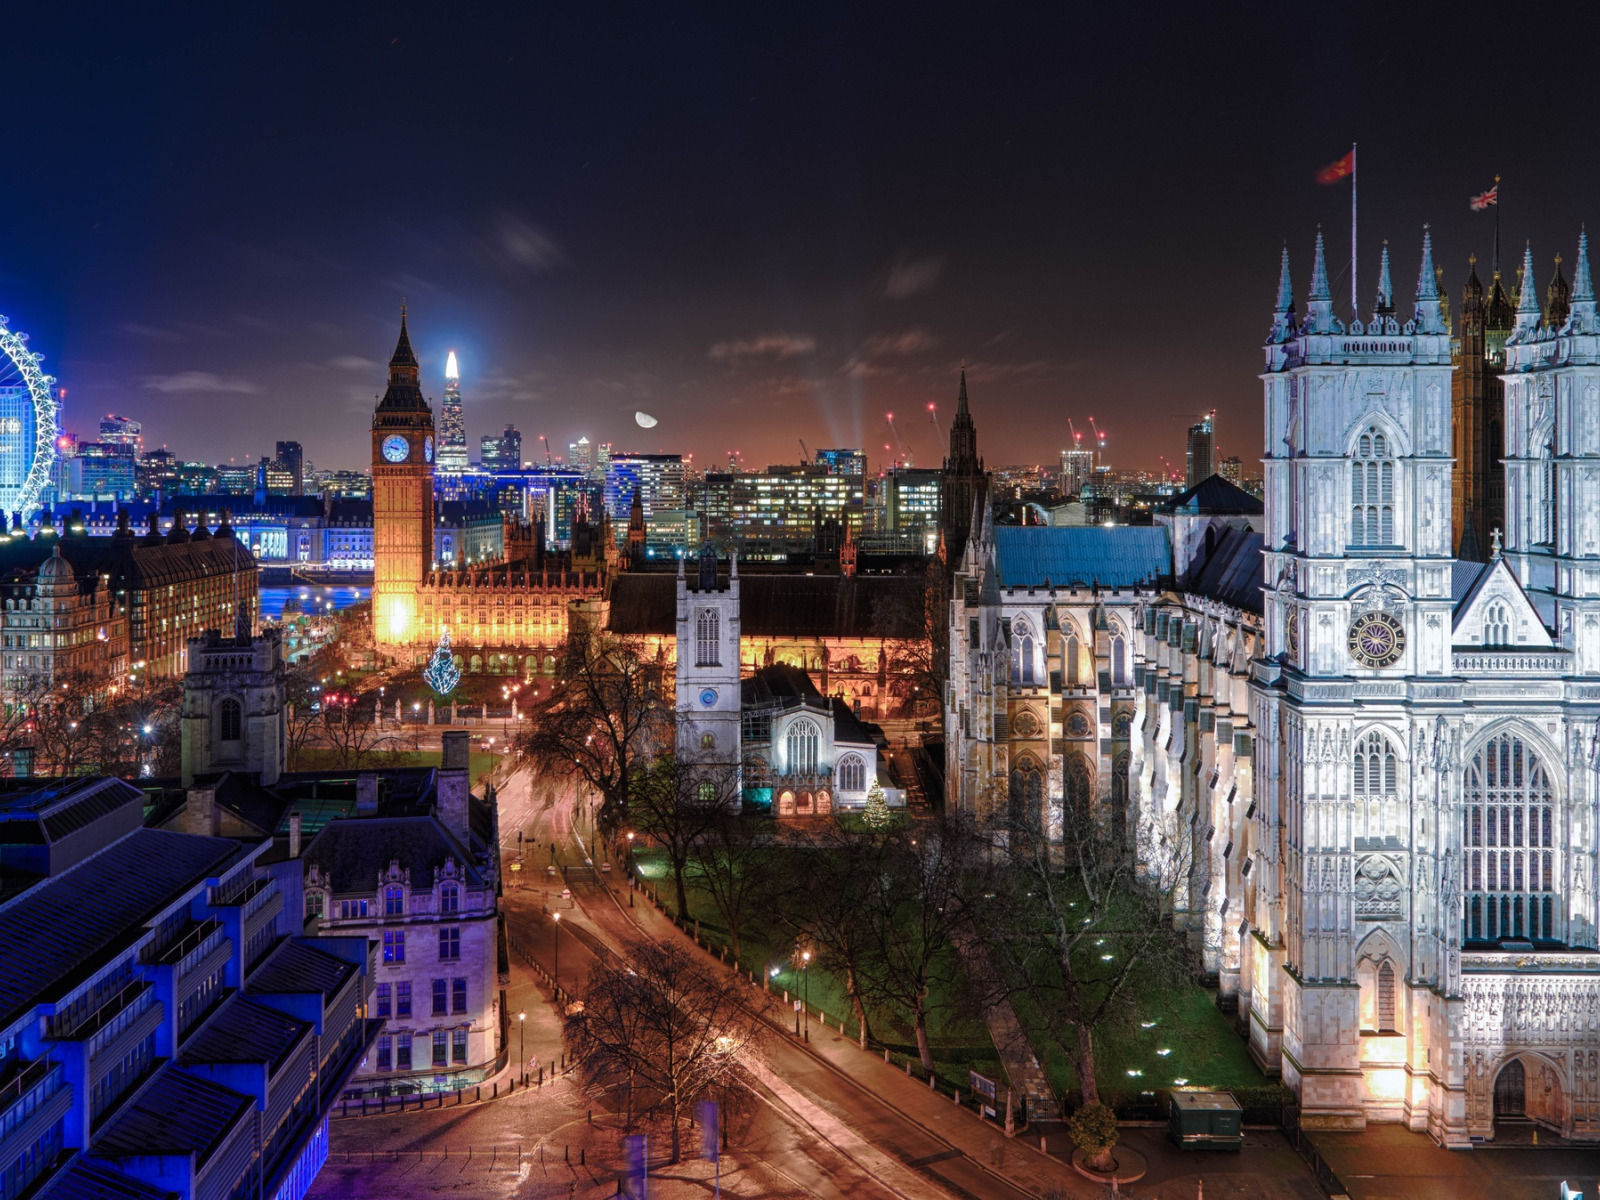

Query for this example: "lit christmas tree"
[423,628,461,695]
[862,780,892,830]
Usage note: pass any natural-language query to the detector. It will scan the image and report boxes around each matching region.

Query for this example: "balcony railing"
[48,980,152,1048]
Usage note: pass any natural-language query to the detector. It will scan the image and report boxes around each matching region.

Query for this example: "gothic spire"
[1513,243,1542,337]
[956,365,969,415]
[1570,229,1597,334]
[1268,244,1295,344]
[1374,241,1394,316]
[1309,230,1331,301]
[1576,229,1594,302]
[1306,229,1337,333]
[1413,228,1446,335]
[376,303,429,413]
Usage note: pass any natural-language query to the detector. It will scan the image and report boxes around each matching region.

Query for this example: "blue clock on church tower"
[699,688,718,707]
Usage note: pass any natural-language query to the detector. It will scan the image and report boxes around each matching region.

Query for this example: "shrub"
[1068,1101,1119,1170]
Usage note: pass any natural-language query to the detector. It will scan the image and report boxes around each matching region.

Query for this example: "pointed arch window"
[1483,601,1511,647]
[1376,960,1397,1032]
[786,719,819,776]
[1064,753,1093,822]
[695,609,720,667]
[1065,628,1080,689]
[1009,755,1044,830]
[1353,731,1398,842]
[1350,430,1395,547]
[1462,732,1558,944]
[1011,618,1037,686]
[218,698,242,743]
[1110,632,1127,686]
[837,754,865,793]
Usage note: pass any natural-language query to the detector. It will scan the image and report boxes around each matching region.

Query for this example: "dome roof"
[37,543,73,585]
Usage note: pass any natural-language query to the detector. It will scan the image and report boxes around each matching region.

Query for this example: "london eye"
[0,314,56,522]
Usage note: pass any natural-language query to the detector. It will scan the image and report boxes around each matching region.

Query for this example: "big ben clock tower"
[371,305,435,656]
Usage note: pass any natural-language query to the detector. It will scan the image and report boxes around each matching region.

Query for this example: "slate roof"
[607,574,927,639]
[1164,475,1264,515]
[0,828,244,1030]
[0,526,257,598]
[741,663,824,707]
[0,777,143,844]
[830,697,877,747]
[179,994,310,1075]
[91,1067,253,1163]
[1178,527,1265,614]
[38,1160,178,1200]
[1451,560,1487,605]
[301,815,484,894]
[246,938,357,999]
[992,526,1171,589]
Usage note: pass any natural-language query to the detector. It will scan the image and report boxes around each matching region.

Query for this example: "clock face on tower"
[699,688,718,708]
[424,435,434,463]
[1346,612,1405,669]
[381,434,410,463]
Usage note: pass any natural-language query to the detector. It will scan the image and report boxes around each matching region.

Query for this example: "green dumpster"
[1168,1089,1243,1150]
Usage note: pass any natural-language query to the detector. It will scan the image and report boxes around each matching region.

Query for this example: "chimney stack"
[437,731,472,847]
[288,811,302,858]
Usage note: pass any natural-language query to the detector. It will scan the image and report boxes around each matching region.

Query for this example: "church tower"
[676,547,741,794]
[372,306,436,655]
[1254,230,1458,1131]
[1451,254,1515,560]
[942,368,986,573]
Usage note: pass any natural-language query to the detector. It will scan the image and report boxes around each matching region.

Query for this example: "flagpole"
[1493,173,1501,276]
[1351,143,1359,318]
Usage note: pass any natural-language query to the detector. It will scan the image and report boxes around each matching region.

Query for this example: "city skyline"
[5,7,1596,472]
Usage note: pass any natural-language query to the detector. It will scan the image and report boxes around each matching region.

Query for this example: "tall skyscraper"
[437,349,469,472]
[1185,412,1215,488]
[941,368,986,571]
[274,440,303,494]
[481,425,522,471]
[1060,445,1094,496]
[371,307,436,651]
[569,436,593,475]
[1451,254,1516,560]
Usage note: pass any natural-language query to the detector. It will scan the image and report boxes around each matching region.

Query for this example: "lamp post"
[802,950,811,1043]
[518,1010,526,1078]
[552,911,561,996]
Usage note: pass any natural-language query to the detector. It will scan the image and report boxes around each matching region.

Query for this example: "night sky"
[2,3,1592,474]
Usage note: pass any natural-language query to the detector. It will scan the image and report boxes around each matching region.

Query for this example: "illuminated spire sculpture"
[424,627,461,695]
[437,349,469,473]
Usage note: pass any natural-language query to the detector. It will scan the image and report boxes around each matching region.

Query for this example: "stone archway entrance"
[1493,1059,1525,1120]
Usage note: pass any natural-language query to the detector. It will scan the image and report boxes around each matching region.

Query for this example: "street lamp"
[518,1010,526,1075]
[552,911,561,995]
[802,950,811,1042]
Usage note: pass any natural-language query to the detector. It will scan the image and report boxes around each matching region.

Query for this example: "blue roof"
[994,526,1171,589]
[0,828,244,1030]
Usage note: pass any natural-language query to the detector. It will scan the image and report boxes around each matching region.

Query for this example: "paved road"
[496,766,1047,1200]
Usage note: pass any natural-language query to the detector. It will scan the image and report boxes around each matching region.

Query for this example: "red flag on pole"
[1470,184,1498,211]
[1316,150,1355,185]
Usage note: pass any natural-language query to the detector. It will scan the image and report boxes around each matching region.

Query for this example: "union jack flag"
[1470,184,1498,211]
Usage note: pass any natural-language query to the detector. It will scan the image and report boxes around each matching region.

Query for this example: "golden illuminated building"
[371,307,436,651]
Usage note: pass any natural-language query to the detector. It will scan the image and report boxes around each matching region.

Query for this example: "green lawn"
[633,848,1007,1093]
[1013,977,1270,1106]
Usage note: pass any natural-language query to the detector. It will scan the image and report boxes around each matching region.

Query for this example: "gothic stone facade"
[950,232,1600,1144]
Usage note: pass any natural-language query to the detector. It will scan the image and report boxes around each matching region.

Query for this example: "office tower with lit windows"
[1185,412,1215,487]
[437,350,469,473]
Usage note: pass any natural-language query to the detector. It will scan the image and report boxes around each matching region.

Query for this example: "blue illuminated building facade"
[0,777,378,1200]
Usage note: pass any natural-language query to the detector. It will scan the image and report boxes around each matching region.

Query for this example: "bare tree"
[568,939,763,1164]
[630,753,730,920]
[310,694,415,769]
[517,628,670,834]
[876,562,947,718]
[283,664,325,770]
[861,812,976,1072]
[688,801,775,962]
[973,794,1193,1106]
[780,815,895,1049]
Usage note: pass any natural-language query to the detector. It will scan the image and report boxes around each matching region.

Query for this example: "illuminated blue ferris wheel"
[0,314,56,521]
